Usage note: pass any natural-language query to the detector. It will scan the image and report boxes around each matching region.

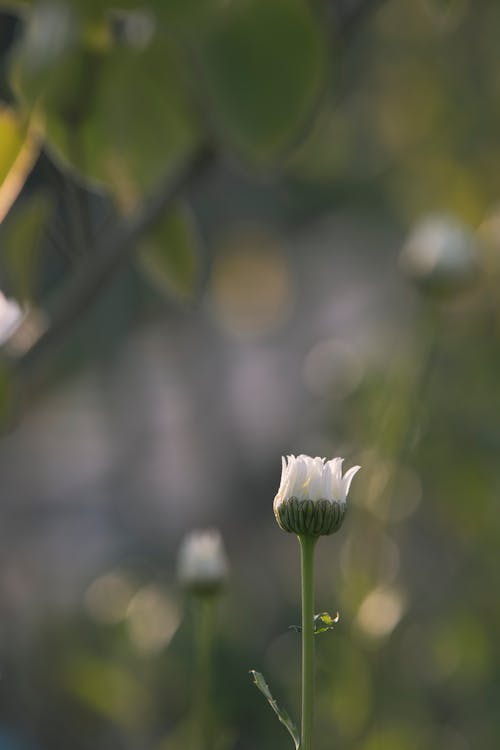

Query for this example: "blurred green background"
[0,0,500,749]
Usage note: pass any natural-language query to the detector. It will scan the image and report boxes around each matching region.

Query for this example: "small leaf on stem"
[289,610,340,635]
[314,611,340,634]
[249,670,299,749]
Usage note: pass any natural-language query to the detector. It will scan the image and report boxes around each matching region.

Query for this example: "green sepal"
[250,670,299,749]
[275,496,346,536]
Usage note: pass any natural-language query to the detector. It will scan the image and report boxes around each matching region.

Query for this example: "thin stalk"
[194,594,216,750]
[15,143,214,379]
[63,172,89,260]
[299,535,317,750]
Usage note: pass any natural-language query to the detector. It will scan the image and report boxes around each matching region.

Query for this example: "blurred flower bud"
[0,292,26,346]
[274,455,360,537]
[399,214,477,295]
[177,529,228,596]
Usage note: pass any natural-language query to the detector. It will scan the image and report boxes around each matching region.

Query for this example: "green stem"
[194,594,216,750]
[64,175,89,259]
[299,535,317,750]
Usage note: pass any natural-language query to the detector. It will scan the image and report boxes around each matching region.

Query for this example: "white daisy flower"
[274,454,360,536]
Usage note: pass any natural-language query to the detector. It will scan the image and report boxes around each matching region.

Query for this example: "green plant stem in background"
[194,594,216,750]
[299,534,317,750]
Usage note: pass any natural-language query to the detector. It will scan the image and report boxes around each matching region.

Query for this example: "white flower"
[274,454,360,536]
[177,528,228,594]
[275,455,360,506]
[0,292,26,346]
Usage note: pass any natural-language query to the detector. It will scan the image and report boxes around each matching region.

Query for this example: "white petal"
[294,455,308,496]
[308,462,323,499]
[327,457,344,481]
[321,463,332,498]
[286,456,297,495]
[299,454,314,475]
[279,455,286,482]
[325,466,340,500]
[313,456,324,472]
[342,465,361,498]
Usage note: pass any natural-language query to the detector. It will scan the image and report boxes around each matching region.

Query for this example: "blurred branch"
[10,2,382,382]
[330,0,384,37]
[14,142,215,378]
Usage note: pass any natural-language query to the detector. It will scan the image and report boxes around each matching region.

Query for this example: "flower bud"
[273,455,360,537]
[177,528,228,596]
[399,214,477,295]
[0,291,26,346]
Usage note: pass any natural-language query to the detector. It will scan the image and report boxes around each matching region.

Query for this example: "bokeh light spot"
[126,584,180,655]
[84,570,135,625]
[356,586,406,639]
[209,227,293,338]
[303,338,364,399]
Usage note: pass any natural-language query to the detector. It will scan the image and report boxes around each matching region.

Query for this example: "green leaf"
[0,364,15,428]
[11,8,199,204]
[9,3,79,109]
[290,610,340,635]
[155,0,220,29]
[0,106,39,223]
[201,0,327,161]
[64,653,150,730]
[0,1,33,8]
[46,36,199,205]
[1,192,52,304]
[250,670,299,749]
[138,203,200,302]
[0,107,27,185]
[314,611,340,634]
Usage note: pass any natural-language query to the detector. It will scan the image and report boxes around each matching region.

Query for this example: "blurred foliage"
[138,203,200,303]
[200,0,327,160]
[0,105,39,221]
[10,4,199,205]
[1,190,51,302]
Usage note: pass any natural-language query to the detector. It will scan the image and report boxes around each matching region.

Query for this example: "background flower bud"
[399,213,478,296]
[177,528,228,596]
